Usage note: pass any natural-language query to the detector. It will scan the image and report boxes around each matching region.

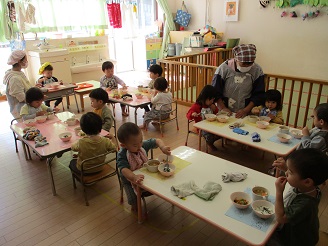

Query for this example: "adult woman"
[211,44,265,118]
[3,50,31,117]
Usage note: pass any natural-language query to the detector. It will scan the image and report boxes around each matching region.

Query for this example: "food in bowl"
[277,133,292,143]
[158,163,176,177]
[35,116,47,123]
[279,125,290,134]
[256,121,269,129]
[290,129,303,139]
[248,115,259,123]
[157,154,174,163]
[144,160,160,173]
[217,115,229,123]
[59,132,72,142]
[230,192,251,209]
[24,119,37,126]
[252,200,275,219]
[137,85,143,92]
[259,116,271,122]
[252,186,269,201]
[205,114,216,122]
[135,93,143,99]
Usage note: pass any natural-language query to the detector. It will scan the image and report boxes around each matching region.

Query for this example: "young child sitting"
[142,64,163,113]
[273,103,328,173]
[270,148,328,246]
[35,62,63,108]
[20,87,59,120]
[251,89,284,124]
[89,88,114,132]
[140,77,172,129]
[69,112,116,174]
[186,85,220,151]
[117,122,171,210]
[100,61,128,116]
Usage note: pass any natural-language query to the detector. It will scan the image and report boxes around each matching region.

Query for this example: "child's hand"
[272,157,287,172]
[191,112,200,118]
[275,176,287,194]
[133,174,144,184]
[268,113,275,119]
[59,80,63,85]
[53,108,60,113]
[210,104,217,112]
[36,111,47,116]
[160,146,171,155]
[251,108,260,115]
[35,83,43,88]
[302,126,310,136]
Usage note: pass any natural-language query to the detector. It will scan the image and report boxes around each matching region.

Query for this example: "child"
[140,77,172,129]
[186,85,220,151]
[117,122,171,210]
[20,87,58,120]
[273,103,328,172]
[100,61,128,116]
[251,89,284,124]
[36,62,63,108]
[142,64,163,113]
[89,88,114,132]
[69,112,116,174]
[270,148,328,246]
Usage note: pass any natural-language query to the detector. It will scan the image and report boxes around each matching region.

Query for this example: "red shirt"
[186,103,218,123]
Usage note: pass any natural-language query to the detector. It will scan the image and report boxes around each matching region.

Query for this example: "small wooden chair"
[69,150,120,206]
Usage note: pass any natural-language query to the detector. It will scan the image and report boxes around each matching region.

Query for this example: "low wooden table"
[74,80,100,111]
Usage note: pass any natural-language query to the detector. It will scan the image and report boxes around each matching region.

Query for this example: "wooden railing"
[158,49,328,128]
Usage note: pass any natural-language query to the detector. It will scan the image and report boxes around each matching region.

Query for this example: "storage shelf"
[67,44,107,53]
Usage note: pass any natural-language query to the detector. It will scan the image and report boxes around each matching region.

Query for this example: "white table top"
[135,146,279,246]
[193,118,299,156]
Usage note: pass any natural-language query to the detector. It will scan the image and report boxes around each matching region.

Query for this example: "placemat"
[206,118,237,127]
[225,187,276,232]
[268,134,301,147]
[74,83,94,90]
[245,120,278,130]
[140,156,191,181]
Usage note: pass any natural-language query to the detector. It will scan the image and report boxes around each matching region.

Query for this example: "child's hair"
[43,64,53,71]
[102,61,114,72]
[265,89,282,111]
[315,103,328,123]
[89,88,109,104]
[80,112,103,135]
[117,122,141,144]
[196,85,217,105]
[154,77,168,92]
[25,87,44,104]
[148,64,163,76]
[287,148,328,186]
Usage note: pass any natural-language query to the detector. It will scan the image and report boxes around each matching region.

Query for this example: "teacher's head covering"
[7,50,26,65]
[233,44,257,63]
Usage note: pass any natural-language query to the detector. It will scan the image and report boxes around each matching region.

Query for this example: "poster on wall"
[224,0,239,22]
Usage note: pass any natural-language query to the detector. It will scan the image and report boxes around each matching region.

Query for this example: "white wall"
[169,0,328,80]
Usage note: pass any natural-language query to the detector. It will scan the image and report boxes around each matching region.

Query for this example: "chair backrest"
[159,100,177,116]
[226,38,240,49]
[80,150,117,175]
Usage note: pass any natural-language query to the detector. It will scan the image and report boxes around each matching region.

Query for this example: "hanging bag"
[175,1,191,27]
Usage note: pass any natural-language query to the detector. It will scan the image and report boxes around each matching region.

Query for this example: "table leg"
[46,156,57,196]
[79,94,85,112]
[134,107,138,124]
[137,185,143,224]
[66,96,70,109]
[73,92,80,113]
[198,130,202,151]
[21,141,29,160]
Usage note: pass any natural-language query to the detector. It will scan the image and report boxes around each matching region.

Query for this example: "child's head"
[313,103,328,128]
[286,148,328,188]
[148,64,163,80]
[117,122,143,152]
[25,87,44,108]
[154,77,168,92]
[80,112,103,136]
[39,62,53,78]
[264,89,282,111]
[196,85,217,106]
[102,61,114,78]
[89,88,109,109]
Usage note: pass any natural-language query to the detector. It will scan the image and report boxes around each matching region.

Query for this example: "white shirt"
[151,91,172,111]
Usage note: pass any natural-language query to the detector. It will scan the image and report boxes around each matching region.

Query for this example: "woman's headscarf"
[7,50,26,65]
[233,44,257,63]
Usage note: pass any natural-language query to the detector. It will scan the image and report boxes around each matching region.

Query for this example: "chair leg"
[83,187,89,206]
[176,118,179,130]
[13,133,18,153]
[185,132,190,146]
[141,196,148,219]
[118,176,124,204]
[72,175,77,189]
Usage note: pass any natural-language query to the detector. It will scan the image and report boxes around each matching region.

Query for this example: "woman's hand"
[302,126,310,136]
[275,176,287,194]
[272,157,287,172]
[160,146,171,155]
[221,107,232,116]
[235,109,247,118]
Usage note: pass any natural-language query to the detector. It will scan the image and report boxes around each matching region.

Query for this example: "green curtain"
[156,0,176,58]
[0,0,17,42]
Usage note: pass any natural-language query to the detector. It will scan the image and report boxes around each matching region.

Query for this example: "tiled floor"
[0,77,327,245]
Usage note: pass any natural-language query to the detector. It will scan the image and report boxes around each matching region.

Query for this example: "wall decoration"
[224,0,239,22]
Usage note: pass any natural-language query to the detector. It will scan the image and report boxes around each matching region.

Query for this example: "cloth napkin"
[222,172,248,183]
[171,180,198,198]
[34,135,48,148]
[251,132,261,142]
[194,182,222,201]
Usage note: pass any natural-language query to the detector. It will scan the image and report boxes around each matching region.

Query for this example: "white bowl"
[290,129,303,139]
[279,126,290,134]
[135,93,143,99]
[51,83,60,89]
[256,121,269,129]
[205,114,216,122]
[252,200,275,219]
[59,132,72,142]
[157,154,174,164]
[217,115,229,123]
[230,192,252,209]
[252,186,269,201]
[65,118,77,126]
[259,116,271,122]
[248,115,259,123]
[35,116,47,123]
[217,111,229,115]
[143,159,160,173]
[47,112,55,120]
[277,133,292,143]
[158,163,176,177]
[74,126,81,136]
[24,119,37,126]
